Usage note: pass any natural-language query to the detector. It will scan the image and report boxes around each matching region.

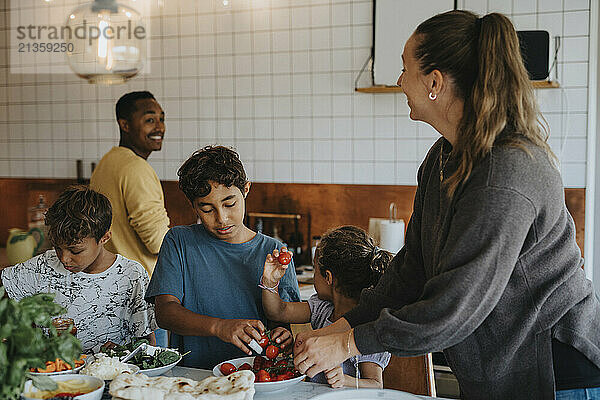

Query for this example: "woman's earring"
[429,92,437,100]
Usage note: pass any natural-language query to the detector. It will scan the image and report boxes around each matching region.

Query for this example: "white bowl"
[28,356,88,376]
[138,345,182,377]
[213,356,305,392]
[22,374,104,400]
[79,354,140,381]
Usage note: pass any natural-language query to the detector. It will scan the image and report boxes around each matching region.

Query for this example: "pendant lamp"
[65,0,146,84]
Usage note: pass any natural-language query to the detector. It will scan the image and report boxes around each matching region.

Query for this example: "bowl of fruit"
[213,355,304,392]
[213,331,304,392]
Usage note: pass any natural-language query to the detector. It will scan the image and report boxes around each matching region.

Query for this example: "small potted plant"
[0,287,81,400]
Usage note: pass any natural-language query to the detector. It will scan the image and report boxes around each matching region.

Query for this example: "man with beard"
[91,91,170,277]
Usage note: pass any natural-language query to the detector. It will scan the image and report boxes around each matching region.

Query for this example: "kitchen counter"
[165,367,445,399]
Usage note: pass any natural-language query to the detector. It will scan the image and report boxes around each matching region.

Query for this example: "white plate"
[138,345,182,377]
[28,357,87,376]
[213,356,306,392]
[22,374,104,400]
[311,389,422,400]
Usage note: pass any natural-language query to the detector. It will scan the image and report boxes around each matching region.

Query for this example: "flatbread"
[109,370,255,400]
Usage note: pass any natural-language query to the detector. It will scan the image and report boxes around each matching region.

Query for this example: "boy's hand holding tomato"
[262,247,293,287]
[215,318,265,356]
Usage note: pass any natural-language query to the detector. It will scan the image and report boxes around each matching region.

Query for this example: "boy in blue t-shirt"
[145,146,300,369]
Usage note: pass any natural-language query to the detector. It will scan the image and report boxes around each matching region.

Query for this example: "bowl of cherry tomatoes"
[213,355,305,392]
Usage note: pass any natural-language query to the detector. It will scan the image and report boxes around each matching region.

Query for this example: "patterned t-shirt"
[1,250,157,353]
[307,294,391,384]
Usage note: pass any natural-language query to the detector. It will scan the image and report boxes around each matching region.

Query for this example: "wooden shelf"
[355,86,404,93]
[356,80,559,93]
[531,80,560,88]
[247,212,302,220]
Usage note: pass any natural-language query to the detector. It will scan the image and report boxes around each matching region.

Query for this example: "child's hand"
[325,366,345,388]
[216,319,265,355]
[270,327,293,350]
[262,247,292,287]
[100,341,118,352]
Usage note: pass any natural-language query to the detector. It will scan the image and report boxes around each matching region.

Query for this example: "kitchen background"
[0,1,592,396]
[0,0,591,187]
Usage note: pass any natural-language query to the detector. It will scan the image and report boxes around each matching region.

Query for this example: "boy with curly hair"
[146,146,300,369]
[1,186,157,353]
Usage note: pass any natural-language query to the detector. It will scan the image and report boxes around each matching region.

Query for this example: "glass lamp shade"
[65,0,146,84]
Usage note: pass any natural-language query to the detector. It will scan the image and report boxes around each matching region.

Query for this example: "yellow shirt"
[90,147,170,275]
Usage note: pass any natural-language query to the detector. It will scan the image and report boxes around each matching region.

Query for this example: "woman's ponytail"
[368,247,393,288]
[414,11,556,198]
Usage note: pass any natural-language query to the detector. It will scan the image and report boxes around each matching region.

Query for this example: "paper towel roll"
[379,220,405,254]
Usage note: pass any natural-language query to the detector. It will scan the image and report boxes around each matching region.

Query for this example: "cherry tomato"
[256,369,271,382]
[265,344,280,360]
[257,335,269,349]
[282,371,295,380]
[253,356,265,370]
[278,252,292,265]
[219,362,237,376]
[276,373,289,381]
[238,362,252,371]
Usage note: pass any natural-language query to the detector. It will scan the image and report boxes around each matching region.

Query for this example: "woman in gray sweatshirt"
[293,10,600,400]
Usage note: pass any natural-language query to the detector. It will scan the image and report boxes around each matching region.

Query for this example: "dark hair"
[178,145,248,202]
[315,226,392,301]
[115,91,156,121]
[414,10,555,197]
[45,185,112,247]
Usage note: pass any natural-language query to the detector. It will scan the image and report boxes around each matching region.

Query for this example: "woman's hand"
[270,327,293,350]
[215,319,265,355]
[324,366,345,388]
[262,247,291,287]
[294,329,358,378]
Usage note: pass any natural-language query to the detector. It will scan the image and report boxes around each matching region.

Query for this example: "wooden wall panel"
[0,179,587,261]
[0,178,77,245]
[161,181,195,227]
[0,179,28,245]
[246,183,417,238]
[245,184,586,260]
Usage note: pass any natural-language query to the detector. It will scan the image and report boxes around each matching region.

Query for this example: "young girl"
[261,225,392,388]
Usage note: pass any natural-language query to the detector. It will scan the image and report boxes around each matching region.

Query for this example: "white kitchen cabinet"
[373,0,455,86]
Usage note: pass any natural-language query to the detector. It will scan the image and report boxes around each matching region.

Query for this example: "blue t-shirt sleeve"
[278,257,300,302]
[145,229,184,303]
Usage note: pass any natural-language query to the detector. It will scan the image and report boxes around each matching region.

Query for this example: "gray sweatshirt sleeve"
[345,216,427,327]
[350,186,536,356]
[345,158,430,327]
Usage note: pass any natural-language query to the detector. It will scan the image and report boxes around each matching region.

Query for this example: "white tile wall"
[0,0,591,187]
